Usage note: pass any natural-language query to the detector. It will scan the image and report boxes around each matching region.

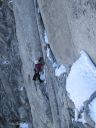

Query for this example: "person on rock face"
[33,57,45,83]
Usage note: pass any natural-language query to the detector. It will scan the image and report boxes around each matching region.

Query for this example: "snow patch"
[75,108,86,123]
[8,0,12,3]
[53,62,58,68]
[45,34,66,77]
[79,113,86,124]
[20,122,28,128]
[44,32,49,44]
[40,70,45,81]
[20,86,24,91]
[55,64,66,77]
[47,48,52,61]
[66,51,96,122]
[89,98,96,123]
[2,60,9,65]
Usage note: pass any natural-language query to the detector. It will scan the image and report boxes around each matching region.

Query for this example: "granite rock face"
[1,0,96,128]
[13,0,53,128]
[0,1,32,127]
[13,0,96,128]
[38,0,96,65]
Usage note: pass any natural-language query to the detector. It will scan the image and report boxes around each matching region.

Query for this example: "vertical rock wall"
[13,0,52,128]
[0,2,20,127]
[37,0,77,65]
[65,0,96,64]
[37,0,96,65]
[13,0,96,128]
[0,1,32,127]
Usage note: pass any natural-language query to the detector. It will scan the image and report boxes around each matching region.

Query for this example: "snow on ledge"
[44,32,49,44]
[66,51,96,122]
[47,47,52,62]
[20,122,28,128]
[46,47,66,77]
[55,64,66,77]
[89,98,96,123]
[45,31,66,77]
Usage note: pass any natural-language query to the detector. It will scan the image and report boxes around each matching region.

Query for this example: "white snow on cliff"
[55,64,66,77]
[66,51,96,122]
[20,122,28,128]
[89,98,96,122]
[46,46,66,77]
[47,47,52,61]
[44,32,49,44]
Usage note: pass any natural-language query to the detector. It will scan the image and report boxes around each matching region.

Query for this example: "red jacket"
[35,63,43,73]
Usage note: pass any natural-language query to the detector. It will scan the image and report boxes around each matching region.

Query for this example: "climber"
[33,57,45,83]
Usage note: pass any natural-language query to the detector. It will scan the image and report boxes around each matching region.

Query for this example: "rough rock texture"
[13,0,75,128]
[37,0,76,65]
[66,0,96,64]
[0,1,32,127]
[1,0,96,128]
[38,0,96,65]
[13,0,96,128]
[13,0,53,128]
